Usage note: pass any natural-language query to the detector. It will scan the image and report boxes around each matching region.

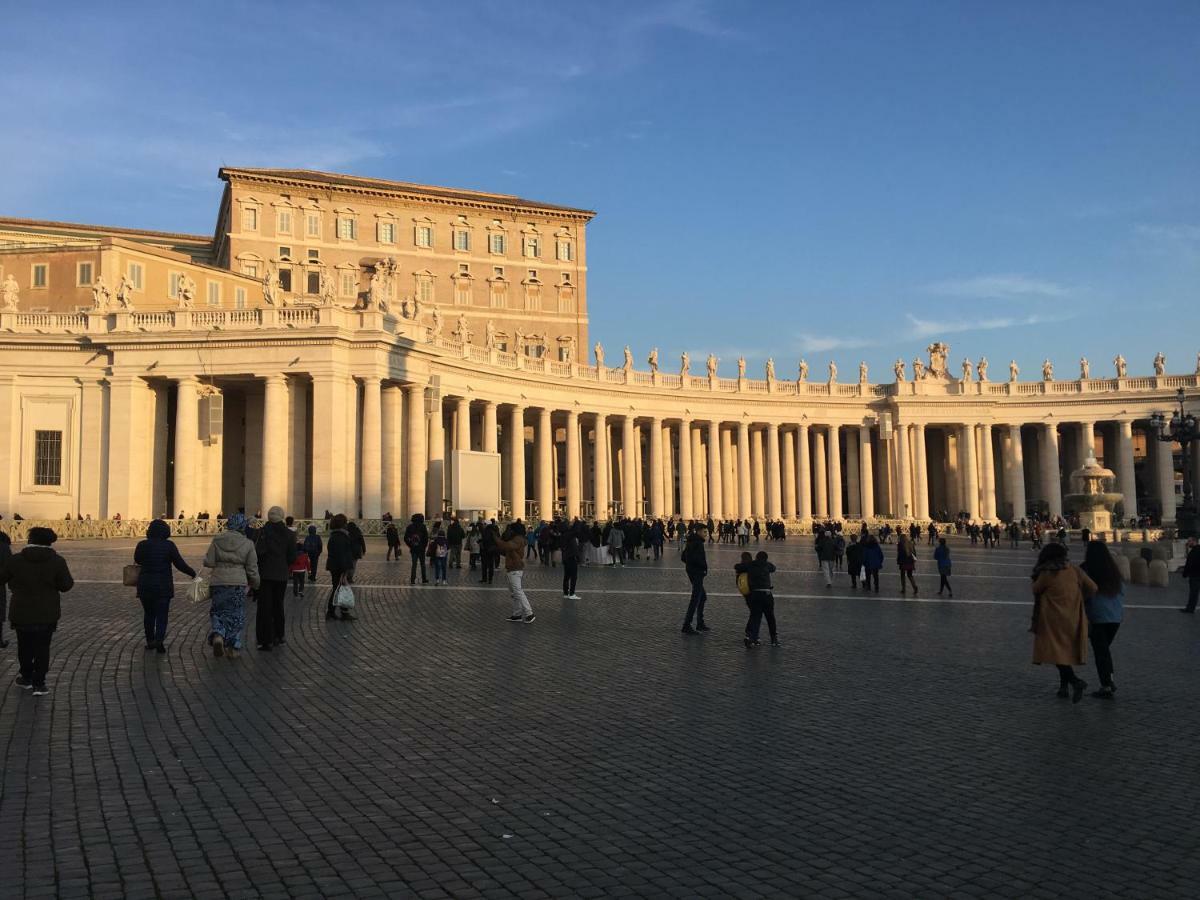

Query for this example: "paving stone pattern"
[1,533,1198,898]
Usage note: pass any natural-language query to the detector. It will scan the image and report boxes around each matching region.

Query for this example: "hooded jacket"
[255,512,297,582]
[2,544,74,626]
[681,533,707,575]
[495,528,526,571]
[303,525,323,558]
[134,519,195,599]
[203,530,261,588]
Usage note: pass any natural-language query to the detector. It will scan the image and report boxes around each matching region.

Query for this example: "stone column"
[691,423,705,515]
[960,423,980,520]
[289,379,309,517]
[813,429,828,518]
[1156,436,1177,524]
[859,425,875,519]
[537,408,554,520]
[737,421,752,519]
[106,375,154,519]
[827,425,843,520]
[565,410,581,519]
[1114,420,1137,517]
[912,424,929,520]
[1079,421,1095,466]
[359,377,382,518]
[311,373,349,516]
[401,384,425,518]
[174,376,200,517]
[797,424,812,520]
[766,423,782,520]
[678,419,694,520]
[894,423,911,520]
[845,428,860,518]
[455,397,471,456]
[619,414,636,517]
[720,426,735,516]
[649,416,664,518]
[1040,423,1062,518]
[381,385,402,518]
[707,421,723,519]
[979,424,996,521]
[751,429,765,517]
[661,423,675,517]
[632,423,644,516]
[510,405,527,520]
[482,402,498,453]
[781,429,797,520]
[426,394,445,518]
[1007,424,1027,520]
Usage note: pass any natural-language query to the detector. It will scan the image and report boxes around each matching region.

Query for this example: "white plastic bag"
[185,576,210,604]
[335,581,355,610]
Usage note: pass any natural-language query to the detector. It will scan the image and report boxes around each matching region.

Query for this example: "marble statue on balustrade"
[893,359,906,382]
[368,258,397,312]
[319,270,336,307]
[1,274,18,311]
[453,313,471,344]
[1154,352,1166,376]
[1080,357,1090,380]
[594,341,604,368]
[828,360,837,383]
[858,361,868,383]
[513,329,524,354]
[912,357,925,379]
[623,346,633,372]
[766,357,776,381]
[737,357,746,378]
[977,357,988,381]
[706,354,719,378]
[1042,359,1054,381]
[1195,351,1200,375]
[680,351,690,377]
[960,357,973,382]
[177,275,195,310]
[262,269,279,306]
[926,342,950,378]
[485,319,497,350]
[91,275,111,312]
[561,338,574,364]
[647,347,659,373]
[115,275,135,310]
[798,359,808,382]
[1114,354,1127,378]
[1009,359,1019,382]
[430,307,443,339]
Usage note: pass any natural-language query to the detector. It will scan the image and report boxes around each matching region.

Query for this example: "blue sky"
[2,0,1197,379]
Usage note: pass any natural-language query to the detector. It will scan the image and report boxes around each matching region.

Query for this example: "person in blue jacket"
[1080,540,1124,699]
[933,538,953,597]
[862,534,884,593]
[133,519,196,653]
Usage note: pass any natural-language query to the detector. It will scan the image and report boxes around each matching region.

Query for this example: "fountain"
[1064,455,1123,533]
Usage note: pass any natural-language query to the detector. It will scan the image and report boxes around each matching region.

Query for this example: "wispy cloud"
[795,334,877,354]
[904,312,1073,338]
[922,274,1072,300]
[1134,224,1200,262]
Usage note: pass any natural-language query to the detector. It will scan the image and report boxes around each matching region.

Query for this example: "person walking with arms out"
[2,527,73,696]
[203,514,260,658]
[134,519,195,653]
[933,538,952,597]
[736,550,779,648]
[1080,541,1124,698]
[1030,542,1097,702]
[495,523,535,623]
[680,524,709,634]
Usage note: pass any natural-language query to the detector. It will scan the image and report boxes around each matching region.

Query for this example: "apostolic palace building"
[0,167,1195,529]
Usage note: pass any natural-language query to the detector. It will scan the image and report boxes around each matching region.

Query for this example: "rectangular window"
[235,287,247,309]
[559,347,571,363]
[493,266,504,278]
[454,229,471,251]
[378,221,396,243]
[277,210,292,234]
[77,262,93,286]
[337,217,357,240]
[206,281,221,306]
[496,341,508,353]
[32,264,47,288]
[455,282,471,305]
[33,430,62,486]
[459,263,469,274]
[561,272,571,284]
[307,271,321,295]
[524,237,539,258]
[525,344,544,359]
[340,272,356,297]
[243,207,258,231]
[415,225,433,248]
[128,262,144,290]
[527,269,538,281]
[306,213,321,237]
[418,278,433,304]
[243,263,259,278]
[278,269,292,292]
[168,271,182,299]
[278,246,292,260]
[307,248,320,261]
[489,233,506,254]
[556,240,573,261]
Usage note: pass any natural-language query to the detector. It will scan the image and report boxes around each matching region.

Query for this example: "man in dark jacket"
[815,530,836,587]
[254,506,297,650]
[1,527,74,695]
[1181,537,1200,613]
[0,531,10,648]
[447,518,465,569]
[133,518,196,652]
[404,514,430,585]
[303,525,323,581]
[561,523,583,600]
[681,525,709,634]
[325,514,357,620]
[735,550,778,647]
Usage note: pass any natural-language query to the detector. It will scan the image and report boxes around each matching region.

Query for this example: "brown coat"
[1031,564,1096,665]
[495,536,526,572]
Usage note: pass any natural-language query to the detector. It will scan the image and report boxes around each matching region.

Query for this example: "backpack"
[736,571,750,597]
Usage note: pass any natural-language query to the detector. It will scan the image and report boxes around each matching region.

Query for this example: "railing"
[467,346,490,364]
[806,383,830,395]
[12,312,88,330]
[660,374,682,389]
[632,371,654,385]
[1015,383,1042,394]
[836,384,861,396]
[192,311,225,327]
[1165,375,1194,387]
[1125,377,1156,390]
[548,361,572,377]
[131,311,175,330]
[279,307,318,325]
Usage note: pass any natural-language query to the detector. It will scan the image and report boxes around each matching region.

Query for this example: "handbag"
[334,576,356,610]
[736,572,750,597]
[122,564,141,587]
[185,576,210,604]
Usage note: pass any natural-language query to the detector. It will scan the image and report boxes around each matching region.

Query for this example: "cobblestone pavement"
[1,532,1198,899]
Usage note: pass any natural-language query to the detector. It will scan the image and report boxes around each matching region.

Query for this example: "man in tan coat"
[1030,542,1096,702]
[495,522,535,623]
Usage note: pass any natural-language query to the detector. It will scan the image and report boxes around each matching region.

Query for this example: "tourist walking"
[1081,541,1124,698]
[897,534,918,594]
[1029,542,1097,702]
[133,519,196,653]
[385,521,401,561]
[1,527,74,696]
[816,530,836,587]
[561,523,583,600]
[325,514,357,621]
[447,517,465,569]
[480,522,500,584]
[404,513,430,585]
[254,506,296,651]
[607,521,625,566]
[429,522,449,585]
[736,550,779,648]
[1180,537,1200,613]
[862,534,883,593]
[933,538,952,597]
[346,520,366,577]
[303,525,322,582]
[290,543,309,596]
[845,534,864,589]
[202,514,260,658]
[495,523,535,623]
[680,524,709,634]
[0,531,12,649]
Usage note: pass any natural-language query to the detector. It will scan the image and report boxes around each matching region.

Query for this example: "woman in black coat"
[0,531,10,648]
[134,519,195,653]
[325,514,358,621]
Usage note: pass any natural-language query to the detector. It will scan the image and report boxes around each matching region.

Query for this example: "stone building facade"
[0,169,1194,525]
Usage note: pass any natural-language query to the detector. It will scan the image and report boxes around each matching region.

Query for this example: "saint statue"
[797,359,808,382]
[454,313,471,344]
[1114,354,1126,378]
[828,360,837,383]
[893,359,907,382]
[1153,351,1166,376]
[177,275,195,310]
[766,357,776,381]
[623,345,633,372]
[927,341,950,378]
[1009,359,1019,382]
[647,347,659,373]
[1,274,19,311]
[562,339,574,364]
[430,306,443,339]
[1042,358,1054,381]
[737,356,746,378]
[515,329,525,354]
[961,357,973,382]
[680,351,690,377]
[913,357,925,379]
[977,357,988,381]
[91,275,111,311]
[262,268,279,307]
[485,319,497,349]
[320,269,337,306]
[1195,351,1200,376]
[858,360,868,383]
[594,341,604,368]
[1079,357,1090,380]
[115,275,135,310]
[706,354,718,378]
[368,266,387,310]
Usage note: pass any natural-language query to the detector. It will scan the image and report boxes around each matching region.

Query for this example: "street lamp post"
[1151,387,1199,538]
